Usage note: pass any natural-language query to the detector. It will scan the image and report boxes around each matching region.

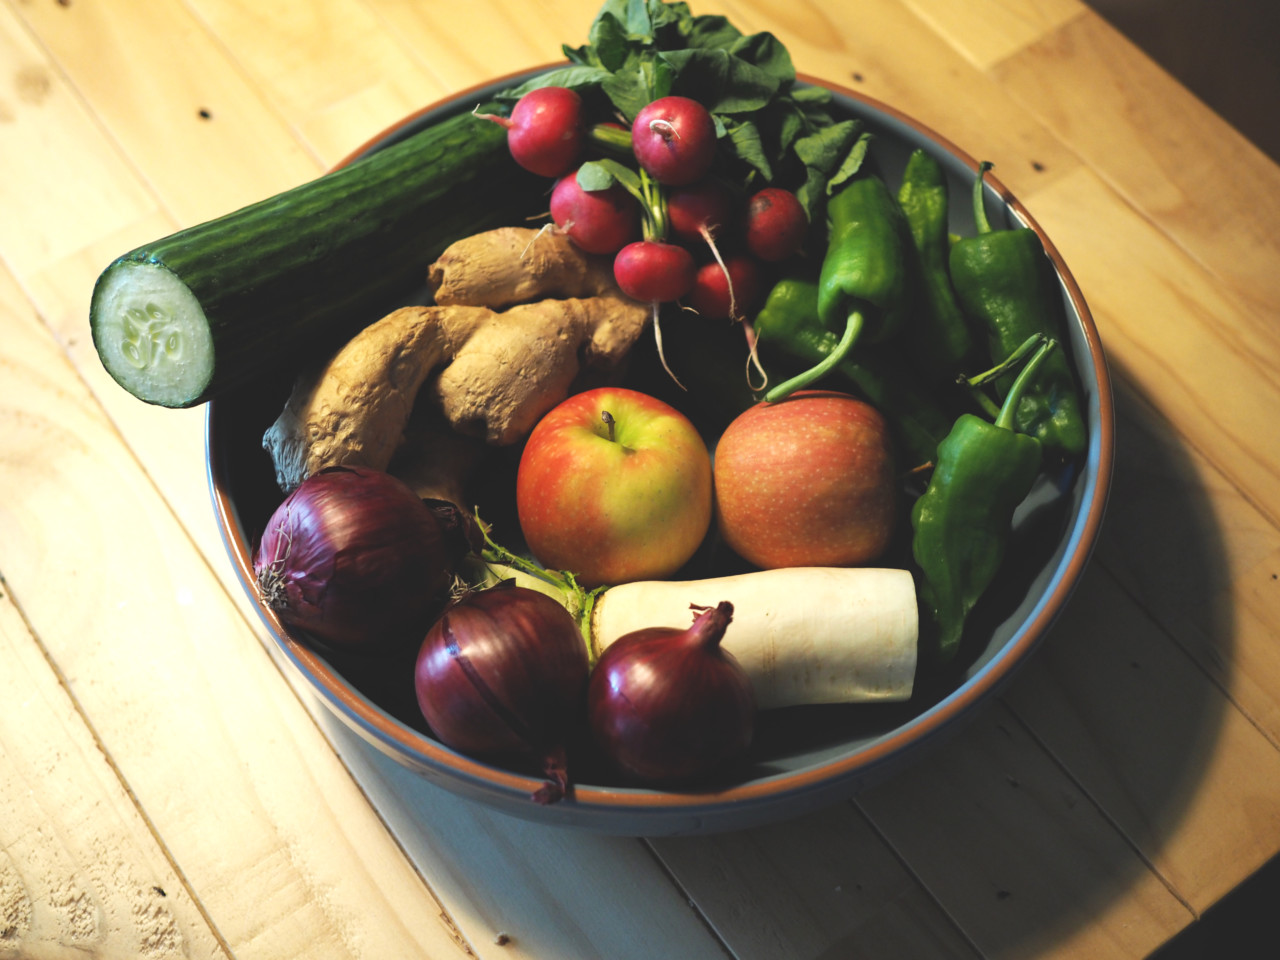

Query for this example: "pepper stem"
[762,309,864,403]
[961,333,1047,389]
[995,336,1057,431]
[972,161,994,236]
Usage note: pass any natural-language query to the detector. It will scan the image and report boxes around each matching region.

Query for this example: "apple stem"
[601,410,617,443]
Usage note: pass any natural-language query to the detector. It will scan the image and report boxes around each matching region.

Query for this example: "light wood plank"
[22,215,227,581]
[643,563,1213,959]
[0,587,226,960]
[902,0,1086,71]
[1089,375,1280,747]
[993,12,1280,324]
[718,0,1082,201]
[8,6,1278,960]
[17,156,738,960]
[650,803,980,959]
[365,0,605,92]
[858,690,1192,959]
[0,264,473,960]
[1005,556,1280,913]
[0,1,156,278]
[179,0,451,165]
[319,715,733,960]
[12,0,321,229]
[1017,165,1280,527]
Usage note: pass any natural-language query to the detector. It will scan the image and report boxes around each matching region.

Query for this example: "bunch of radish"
[480,86,809,377]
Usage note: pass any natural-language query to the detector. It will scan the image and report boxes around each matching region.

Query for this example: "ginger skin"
[264,229,647,495]
[428,226,618,309]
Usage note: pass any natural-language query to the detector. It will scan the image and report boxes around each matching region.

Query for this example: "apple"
[516,387,713,587]
[713,390,896,569]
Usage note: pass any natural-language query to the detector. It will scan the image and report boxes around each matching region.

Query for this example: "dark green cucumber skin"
[91,103,540,407]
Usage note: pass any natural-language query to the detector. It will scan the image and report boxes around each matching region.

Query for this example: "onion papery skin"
[253,466,454,650]
[587,602,756,785]
[414,586,590,803]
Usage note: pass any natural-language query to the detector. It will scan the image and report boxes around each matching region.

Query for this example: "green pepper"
[753,276,953,467]
[910,336,1055,667]
[897,149,979,377]
[764,175,914,402]
[949,162,1087,458]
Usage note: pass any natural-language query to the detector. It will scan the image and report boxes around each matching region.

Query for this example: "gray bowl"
[207,69,1114,836]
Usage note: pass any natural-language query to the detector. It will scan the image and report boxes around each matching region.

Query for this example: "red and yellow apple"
[713,390,896,569]
[516,387,713,587]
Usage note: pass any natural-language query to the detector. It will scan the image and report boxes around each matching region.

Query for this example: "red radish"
[669,180,746,321]
[688,255,763,321]
[613,240,696,303]
[744,187,807,262]
[476,87,584,178]
[550,171,640,254]
[631,96,717,186]
[614,240,698,388]
[667,179,737,246]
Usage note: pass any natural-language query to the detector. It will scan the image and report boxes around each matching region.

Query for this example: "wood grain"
[1018,166,1280,529]
[321,717,734,960]
[1005,559,1280,913]
[0,264,470,959]
[3,0,1279,957]
[902,0,1086,71]
[650,803,981,959]
[366,0,609,91]
[12,0,320,228]
[719,0,1082,199]
[858,696,1191,959]
[178,0,449,165]
[0,588,225,960]
[1094,376,1280,745]
[0,2,156,277]
[994,13,1280,323]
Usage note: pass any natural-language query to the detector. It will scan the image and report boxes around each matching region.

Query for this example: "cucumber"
[91,103,539,407]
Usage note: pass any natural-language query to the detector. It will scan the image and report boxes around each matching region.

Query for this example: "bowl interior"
[206,70,1113,835]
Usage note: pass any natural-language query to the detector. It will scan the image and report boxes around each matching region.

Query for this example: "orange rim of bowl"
[208,68,1115,815]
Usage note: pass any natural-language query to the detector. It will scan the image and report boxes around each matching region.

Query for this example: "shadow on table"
[310,361,1239,958]
[856,363,1237,957]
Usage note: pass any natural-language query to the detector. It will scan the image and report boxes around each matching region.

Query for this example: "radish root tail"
[651,302,686,391]
[741,319,768,393]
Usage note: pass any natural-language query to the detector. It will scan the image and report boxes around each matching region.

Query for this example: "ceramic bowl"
[206,69,1114,836]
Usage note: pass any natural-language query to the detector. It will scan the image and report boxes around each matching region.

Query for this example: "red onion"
[587,601,755,785]
[415,585,589,804]
[253,466,459,650]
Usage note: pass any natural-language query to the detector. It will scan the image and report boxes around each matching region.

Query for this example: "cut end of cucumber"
[91,260,215,407]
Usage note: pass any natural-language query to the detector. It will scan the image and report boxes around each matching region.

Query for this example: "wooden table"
[3,1,1278,957]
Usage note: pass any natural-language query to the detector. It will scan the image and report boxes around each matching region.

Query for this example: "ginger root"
[264,228,647,495]
[428,226,617,309]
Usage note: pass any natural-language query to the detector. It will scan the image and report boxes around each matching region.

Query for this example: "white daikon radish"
[591,568,917,709]
[477,557,918,709]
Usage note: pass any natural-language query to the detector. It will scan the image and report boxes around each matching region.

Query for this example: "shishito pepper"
[753,275,953,468]
[897,148,979,377]
[949,162,1086,458]
[911,335,1055,667]
[765,175,914,402]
